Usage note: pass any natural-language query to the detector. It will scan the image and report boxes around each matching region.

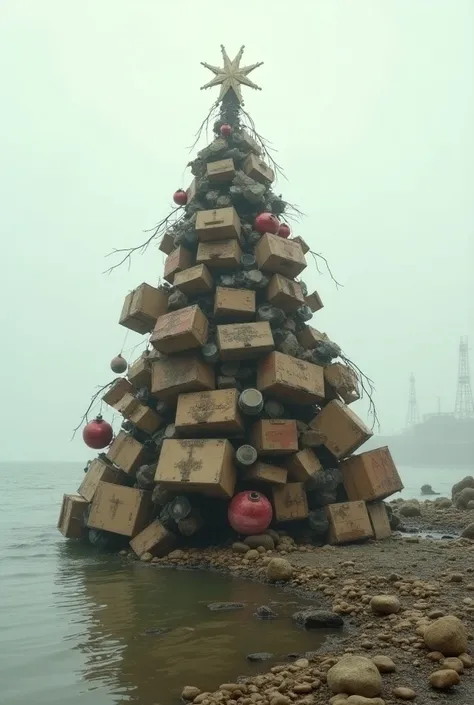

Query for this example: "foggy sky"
[1,1,473,462]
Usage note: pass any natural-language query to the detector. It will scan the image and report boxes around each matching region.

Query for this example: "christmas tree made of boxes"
[58,46,404,557]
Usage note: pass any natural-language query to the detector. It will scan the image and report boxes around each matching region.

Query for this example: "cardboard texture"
[291,236,310,254]
[158,231,175,255]
[195,207,241,242]
[242,153,275,184]
[102,378,134,409]
[296,327,328,349]
[240,130,261,155]
[151,353,215,402]
[79,457,123,502]
[186,178,197,203]
[57,494,89,539]
[175,388,244,435]
[326,501,374,545]
[115,393,140,418]
[305,291,324,313]
[324,363,360,405]
[243,462,288,485]
[155,438,237,499]
[106,431,151,475]
[286,448,323,484]
[367,502,392,540]
[214,287,256,321]
[251,419,298,456]
[255,233,307,279]
[272,483,309,522]
[206,158,236,183]
[257,351,325,405]
[309,400,373,459]
[119,283,168,335]
[127,354,152,390]
[129,519,178,557]
[128,404,163,435]
[266,274,305,312]
[87,482,152,537]
[150,305,208,355]
[217,321,274,361]
[340,446,403,502]
[196,239,242,270]
[173,264,213,296]
[163,246,194,284]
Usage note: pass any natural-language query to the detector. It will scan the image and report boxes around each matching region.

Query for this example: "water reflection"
[55,542,334,705]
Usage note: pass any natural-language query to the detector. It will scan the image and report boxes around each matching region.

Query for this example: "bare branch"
[70,380,116,439]
[240,108,287,180]
[309,249,343,289]
[341,354,380,431]
[188,102,220,152]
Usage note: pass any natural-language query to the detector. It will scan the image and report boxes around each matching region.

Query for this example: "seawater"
[0,462,469,704]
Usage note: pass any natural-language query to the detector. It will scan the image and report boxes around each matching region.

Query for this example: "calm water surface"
[0,462,469,704]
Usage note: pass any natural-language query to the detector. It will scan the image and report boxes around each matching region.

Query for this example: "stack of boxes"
[58,126,403,558]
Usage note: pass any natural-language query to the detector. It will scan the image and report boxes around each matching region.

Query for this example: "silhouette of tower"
[406,373,420,428]
[454,336,474,418]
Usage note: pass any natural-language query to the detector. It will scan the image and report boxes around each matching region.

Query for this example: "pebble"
[346,698,385,705]
[423,615,468,656]
[270,696,290,705]
[393,687,416,700]
[232,542,249,554]
[266,558,293,582]
[182,686,201,700]
[441,657,464,673]
[371,655,396,673]
[140,552,153,562]
[459,653,473,668]
[292,683,312,694]
[370,595,401,615]
[429,669,461,689]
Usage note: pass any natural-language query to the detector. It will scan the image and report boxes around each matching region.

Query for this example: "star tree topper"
[200,45,263,105]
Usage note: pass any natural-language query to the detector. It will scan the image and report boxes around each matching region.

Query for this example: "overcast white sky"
[1,1,473,461]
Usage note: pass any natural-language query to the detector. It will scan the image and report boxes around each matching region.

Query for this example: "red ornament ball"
[228,491,273,535]
[173,189,188,206]
[220,123,232,137]
[254,212,280,235]
[278,223,291,238]
[83,415,113,450]
[110,354,127,374]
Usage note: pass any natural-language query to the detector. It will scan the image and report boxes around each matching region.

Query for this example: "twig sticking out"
[309,249,343,289]
[188,102,220,153]
[341,354,380,431]
[104,208,183,274]
[70,380,116,439]
[284,202,306,224]
[240,107,286,181]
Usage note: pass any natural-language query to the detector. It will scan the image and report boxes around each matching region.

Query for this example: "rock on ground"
[392,687,416,700]
[399,503,421,517]
[455,487,474,508]
[292,608,344,629]
[254,604,277,619]
[327,655,382,697]
[371,655,396,673]
[423,615,468,656]
[266,557,293,582]
[452,475,474,499]
[207,602,246,612]
[181,685,201,700]
[461,522,474,539]
[429,669,461,689]
[244,534,275,550]
[370,594,401,615]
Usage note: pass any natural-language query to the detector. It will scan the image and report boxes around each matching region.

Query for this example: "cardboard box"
[119,283,168,335]
[106,431,151,475]
[102,378,135,410]
[127,354,152,390]
[367,501,392,540]
[159,231,175,255]
[151,353,215,403]
[115,392,140,418]
[155,439,236,499]
[214,287,256,321]
[57,494,89,539]
[128,404,163,435]
[296,326,328,349]
[150,305,208,355]
[195,207,241,242]
[78,457,123,502]
[340,446,403,502]
[305,290,324,313]
[266,274,305,312]
[291,236,310,254]
[239,130,261,155]
[175,388,243,435]
[309,400,373,459]
[217,321,274,361]
[272,483,309,522]
[87,482,152,537]
[196,239,242,270]
[186,178,197,203]
[324,363,360,405]
[251,419,298,456]
[243,462,288,485]
[326,501,374,545]
[286,448,323,484]
[173,264,213,296]
[163,246,194,284]
[129,519,177,558]
[257,351,325,405]
[243,153,275,185]
[206,158,236,183]
[255,233,307,279]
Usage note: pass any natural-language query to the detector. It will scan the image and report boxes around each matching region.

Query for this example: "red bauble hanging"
[110,354,128,374]
[173,189,188,206]
[278,223,291,239]
[83,415,113,450]
[228,491,273,535]
[220,123,232,137]
[254,212,280,235]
